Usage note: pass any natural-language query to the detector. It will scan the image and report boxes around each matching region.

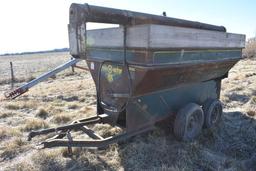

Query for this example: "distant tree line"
[243,37,256,58]
[0,48,69,56]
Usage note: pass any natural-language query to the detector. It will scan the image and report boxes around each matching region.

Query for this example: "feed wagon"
[9,3,245,151]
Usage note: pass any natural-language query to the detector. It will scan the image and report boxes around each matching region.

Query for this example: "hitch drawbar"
[28,114,154,150]
[28,115,101,141]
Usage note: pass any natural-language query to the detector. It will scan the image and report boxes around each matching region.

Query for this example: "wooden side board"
[86,24,245,49]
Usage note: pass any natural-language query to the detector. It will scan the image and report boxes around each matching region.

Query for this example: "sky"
[0,0,255,54]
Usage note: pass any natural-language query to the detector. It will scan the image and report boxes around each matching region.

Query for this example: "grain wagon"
[27,3,245,151]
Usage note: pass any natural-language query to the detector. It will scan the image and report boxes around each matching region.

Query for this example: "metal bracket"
[67,131,73,155]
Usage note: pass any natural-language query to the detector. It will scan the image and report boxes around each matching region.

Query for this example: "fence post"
[71,57,75,72]
[10,62,15,88]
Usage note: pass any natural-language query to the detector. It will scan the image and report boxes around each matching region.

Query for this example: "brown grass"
[9,161,37,171]
[245,96,256,117]
[0,126,22,140]
[21,118,49,131]
[243,37,256,58]
[0,52,70,84]
[251,96,256,104]
[31,149,64,171]
[0,111,15,118]
[52,113,72,124]
[247,109,256,117]
[4,101,37,110]
[0,138,27,160]
[1,53,256,170]
[5,103,20,110]
[67,103,79,109]
[35,108,48,119]
[93,124,122,138]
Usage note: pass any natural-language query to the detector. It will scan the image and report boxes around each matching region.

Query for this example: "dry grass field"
[0,52,256,171]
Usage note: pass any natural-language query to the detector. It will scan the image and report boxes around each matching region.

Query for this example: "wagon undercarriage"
[28,79,224,150]
[28,114,154,152]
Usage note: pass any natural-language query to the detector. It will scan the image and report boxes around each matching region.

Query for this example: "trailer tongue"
[27,3,245,150]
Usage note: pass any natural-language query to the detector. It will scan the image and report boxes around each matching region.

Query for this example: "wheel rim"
[186,110,202,139]
[210,103,222,125]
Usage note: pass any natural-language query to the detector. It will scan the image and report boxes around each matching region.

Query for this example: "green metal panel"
[87,48,242,65]
[87,48,147,63]
[126,80,220,130]
[153,50,242,64]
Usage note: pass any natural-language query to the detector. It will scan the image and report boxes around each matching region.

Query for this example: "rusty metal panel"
[69,3,226,32]
[99,62,130,111]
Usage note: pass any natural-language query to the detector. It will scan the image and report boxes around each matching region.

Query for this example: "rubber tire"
[174,103,204,141]
[202,99,223,129]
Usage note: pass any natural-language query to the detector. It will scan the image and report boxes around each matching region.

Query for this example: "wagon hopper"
[28,3,245,150]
